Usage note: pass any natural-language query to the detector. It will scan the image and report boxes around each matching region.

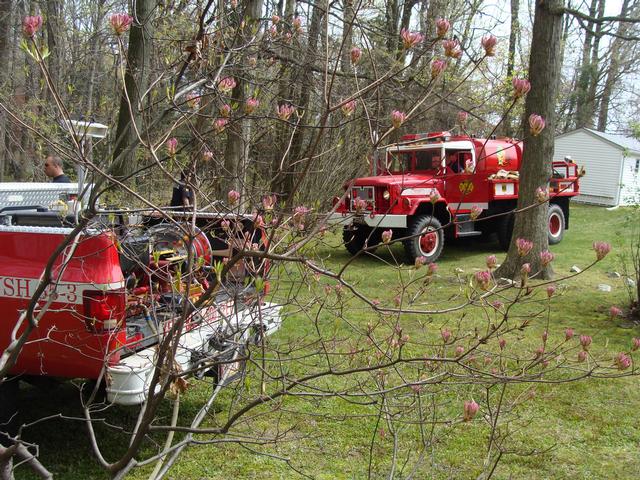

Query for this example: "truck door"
[443,148,476,211]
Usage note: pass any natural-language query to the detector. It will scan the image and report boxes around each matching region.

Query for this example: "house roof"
[556,127,640,155]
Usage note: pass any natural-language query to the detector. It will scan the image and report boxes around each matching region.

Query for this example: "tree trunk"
[573,0,598,129]
[0,0,14,181]
[495,0,564,281]
[502,0,520,137]
[597,0,632,131]
[221,0,262,198]
[112,0,156,179]
[340,0,353,72]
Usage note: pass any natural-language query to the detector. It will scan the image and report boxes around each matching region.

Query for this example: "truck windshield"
[386,148,441,173]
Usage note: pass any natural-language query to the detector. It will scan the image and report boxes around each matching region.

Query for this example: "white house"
[554,128,640,206]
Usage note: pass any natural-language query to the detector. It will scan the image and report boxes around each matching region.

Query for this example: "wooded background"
[0,0,638,205]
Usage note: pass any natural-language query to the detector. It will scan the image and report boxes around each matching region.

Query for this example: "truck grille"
[350,186,375,212]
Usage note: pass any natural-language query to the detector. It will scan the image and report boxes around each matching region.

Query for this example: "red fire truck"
[330,132,580,262]
[0,193,280,414]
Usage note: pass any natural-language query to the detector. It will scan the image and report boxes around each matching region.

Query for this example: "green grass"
[17,204,640,479]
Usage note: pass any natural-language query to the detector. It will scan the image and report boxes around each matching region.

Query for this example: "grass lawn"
[17,204,640,479]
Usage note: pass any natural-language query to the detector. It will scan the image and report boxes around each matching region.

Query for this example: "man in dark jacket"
[44,155,71,183]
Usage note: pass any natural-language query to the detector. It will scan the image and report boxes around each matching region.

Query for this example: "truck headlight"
[382,189,390,200]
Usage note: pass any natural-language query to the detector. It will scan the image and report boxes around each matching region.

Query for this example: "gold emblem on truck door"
[459,180,474,194]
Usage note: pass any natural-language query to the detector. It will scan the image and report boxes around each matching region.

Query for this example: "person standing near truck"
[43,155,71,183]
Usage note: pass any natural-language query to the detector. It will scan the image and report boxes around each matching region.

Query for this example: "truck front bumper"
[325,213,407,229]
[105,302,282,406]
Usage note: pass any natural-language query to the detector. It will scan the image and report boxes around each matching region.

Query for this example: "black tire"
[342,226,379,256]
[497,213,514,251]
[547,204,565,245]
[0,378,19,447]
[403,215,444,263]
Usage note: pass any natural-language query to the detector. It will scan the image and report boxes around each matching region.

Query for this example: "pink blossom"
[593,241,612,261]
[428,262,438,275]
[353,197,367,213]
[431,59,447,78]
[615,352,631,370]
[186,92,200,109]
[269,25,278,37]
[529,114,546,136]
[400,28,424,49]
[499,338,506,350]
[435,18,450,38]
[22,15,43,38]
[429,190,441,203]
[580,335,592,351]
[481,34,497,56]
[350,47,362,65]
[220,219,231,231]
[381,229,393,244]
[632,338,640,352]
[277,104,296,121]
[219,104,232,118]
[463,400,479,421]
[492,300,503,309]
[441,328,452,343]
[535,186,549,203]
[521,262,531,276]
[217,77,237,94]
[534,346,545,358]
[465,159,474,173]
[516,238,533,257]
[410,384,422,394]
[292,16,303,32]
[470,205,482,220]
[414,256,427,268]
[245,97,260,114]
[391,110,407,129]
[227,190,240,205]
[458,111,469,125]
[565,328,574,341]
[542,331,548,343]
[540,250,554,266]
[610,306,623,318]
[254,215,265,229]
[475,270,492,290]
[262,194,276,211]
[394,295,402,306]
[108,13,132,36]
[341,100,356,117]
[442,39,462,58]
[271,14,280,24]
[577,350,587,362]
[202,149,214,162]
[166,137,178,156]
[486,255,498,270]
[292,205,311,230]
[546,284,556,298]
[455,345,465,357]
[213,118,228,133]
[512,77,531,98]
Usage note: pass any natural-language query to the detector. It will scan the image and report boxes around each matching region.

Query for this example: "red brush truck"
[0,197,280,413]
[330,132,580,262]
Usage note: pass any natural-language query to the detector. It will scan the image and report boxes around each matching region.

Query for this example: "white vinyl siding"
[553,130,623,206]
[619,156,640,205]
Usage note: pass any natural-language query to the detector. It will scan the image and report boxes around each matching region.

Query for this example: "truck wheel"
[342,226,378,256]
[404,215,444,263]
[0,379,19,447]
[497,213,514,251]
[548,204,565,245]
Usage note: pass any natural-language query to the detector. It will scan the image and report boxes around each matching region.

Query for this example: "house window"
[635,158,640,174]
